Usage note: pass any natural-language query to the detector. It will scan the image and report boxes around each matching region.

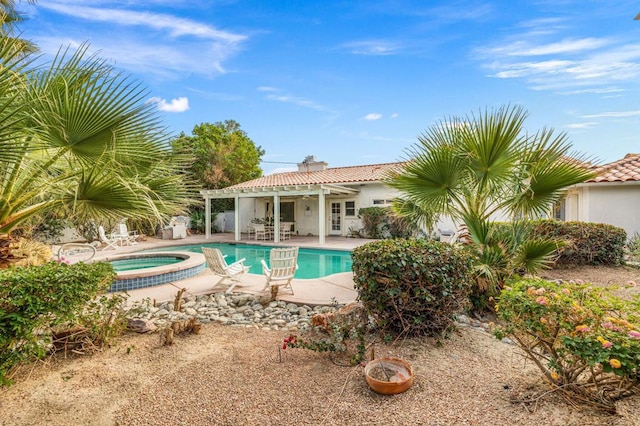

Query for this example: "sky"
[18,0,640,174]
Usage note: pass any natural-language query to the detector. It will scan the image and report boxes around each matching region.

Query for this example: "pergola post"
[273,194,280,243]
[205,195,211,240]
[318,189,325,244]
[234,195,240,241]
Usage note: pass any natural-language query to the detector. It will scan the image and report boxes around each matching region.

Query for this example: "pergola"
[200,183,359,244]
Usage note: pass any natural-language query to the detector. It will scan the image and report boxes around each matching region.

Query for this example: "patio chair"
[261,246,299,295]
[279,222,293,240]
[114,220,138,246]
[253,223,272,241]
[98,225,122,250]
[202,247,250,294]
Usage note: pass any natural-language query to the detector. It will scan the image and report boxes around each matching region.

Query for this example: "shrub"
[352,239,475,337]
[0,261,116,385]
[531,220,626,266]
[494,278,640,411]
[358,207,388,239]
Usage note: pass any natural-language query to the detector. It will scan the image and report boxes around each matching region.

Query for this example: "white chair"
[114,221,138,246]
[98,225,122,250]
[279,222,292,240]
[261,247,299,295]
[253,223,272,241]
[202,247,250,293]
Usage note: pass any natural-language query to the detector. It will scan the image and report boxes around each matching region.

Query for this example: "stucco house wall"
[569,183,640,239]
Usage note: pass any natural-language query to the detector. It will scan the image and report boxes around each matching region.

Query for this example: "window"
[372,199,393,206]
[345,201,356,216]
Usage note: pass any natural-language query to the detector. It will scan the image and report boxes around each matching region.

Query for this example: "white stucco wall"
[577,183,640,239]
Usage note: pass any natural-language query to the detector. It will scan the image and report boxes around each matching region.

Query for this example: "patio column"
[318,189,325,244]
[234,195,240,241]
[273,194,280,243]
[205,195,211,240]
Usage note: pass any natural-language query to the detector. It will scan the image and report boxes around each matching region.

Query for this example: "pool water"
[110,256,184,272]
[143,244,352,279]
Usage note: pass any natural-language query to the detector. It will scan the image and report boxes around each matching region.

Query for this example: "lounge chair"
[202,247,250,294]
[261,247,299,295]
[98,225,122,250]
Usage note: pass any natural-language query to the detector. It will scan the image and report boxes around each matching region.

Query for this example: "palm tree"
[387,105,595,306]
[0,0,38,54]
[0,41,195,238]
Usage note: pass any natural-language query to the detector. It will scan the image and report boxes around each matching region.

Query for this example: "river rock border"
[127,292,502,341]
[128,293,340,332]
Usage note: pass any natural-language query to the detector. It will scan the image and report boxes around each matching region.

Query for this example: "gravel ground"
[1,265,639,426]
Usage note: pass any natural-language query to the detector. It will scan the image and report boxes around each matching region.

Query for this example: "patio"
[87,233,375,306]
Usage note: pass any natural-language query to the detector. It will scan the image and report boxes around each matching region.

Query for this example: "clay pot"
[364,357,414,395]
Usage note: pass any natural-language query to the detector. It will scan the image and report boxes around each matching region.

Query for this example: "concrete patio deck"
[83,233,374,307]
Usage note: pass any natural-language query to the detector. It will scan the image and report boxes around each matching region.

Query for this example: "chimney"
[297,155,328,172]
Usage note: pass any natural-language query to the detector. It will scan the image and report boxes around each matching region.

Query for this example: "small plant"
[282,303,369,365]
[494,278,640,411]
[357,207,388,239]
[282,323,367,366]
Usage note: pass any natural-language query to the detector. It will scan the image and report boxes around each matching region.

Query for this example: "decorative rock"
[127,318,157,333]
[126,292,368,334]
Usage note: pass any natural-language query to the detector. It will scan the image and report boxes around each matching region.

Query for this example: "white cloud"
[364,113,382,121]
[149,96,190,112]
[33,1,248,78]
[482,38,609,57]
[564,122,598,129]
[257,86,278,92]
[390,113,399,119]
[40,2,246,42]
[582,110,640,118]
[342,40,401,56]
[558,87,624,95]
[476,20,640,92]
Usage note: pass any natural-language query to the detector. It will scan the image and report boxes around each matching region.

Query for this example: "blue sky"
[19,0,640,174]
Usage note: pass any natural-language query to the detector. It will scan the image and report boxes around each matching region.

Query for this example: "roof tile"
[588,153,640,183]
[228,162,406,189]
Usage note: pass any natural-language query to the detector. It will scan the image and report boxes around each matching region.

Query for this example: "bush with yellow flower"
[493,277,640,410]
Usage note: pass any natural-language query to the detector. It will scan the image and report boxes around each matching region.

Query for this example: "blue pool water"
[110,255,183,272]
[143,244,352,279]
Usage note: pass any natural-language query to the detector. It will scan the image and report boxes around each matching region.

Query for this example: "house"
[200,156,404,244]
[561,153,640,239]
[201,153,640,245]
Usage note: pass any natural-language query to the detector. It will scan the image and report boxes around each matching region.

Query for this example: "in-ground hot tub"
[101,251,206,292]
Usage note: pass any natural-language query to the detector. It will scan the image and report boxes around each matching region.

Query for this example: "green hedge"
[531,220,626,266]
[0,261,115,385]
[352,239,474,337]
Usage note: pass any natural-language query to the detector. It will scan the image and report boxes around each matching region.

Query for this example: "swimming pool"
[143,243,353,279]
[101,252,207,292]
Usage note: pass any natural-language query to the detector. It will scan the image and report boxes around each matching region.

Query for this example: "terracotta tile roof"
[228,162,406,189]
[589,153,640,183]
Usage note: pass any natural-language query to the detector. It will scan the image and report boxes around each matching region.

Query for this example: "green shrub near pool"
[0,261,115,385]
[352,239,475,337]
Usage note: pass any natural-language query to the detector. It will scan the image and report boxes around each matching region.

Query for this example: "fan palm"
[388,105,595,305]
[0,42,195,237]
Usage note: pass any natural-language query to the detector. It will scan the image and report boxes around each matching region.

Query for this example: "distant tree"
[172,120,264,189]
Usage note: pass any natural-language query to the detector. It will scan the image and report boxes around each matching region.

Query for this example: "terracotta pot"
[364,357,414,395]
